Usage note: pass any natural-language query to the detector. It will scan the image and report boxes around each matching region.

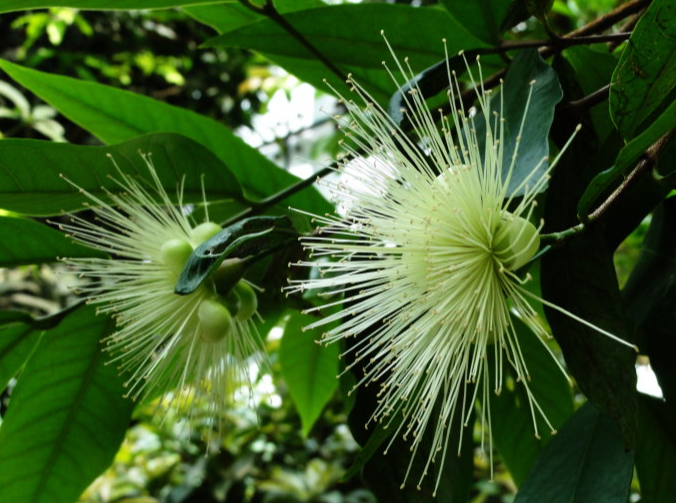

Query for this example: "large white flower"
[287,41,635,492]
[58,156,263,437]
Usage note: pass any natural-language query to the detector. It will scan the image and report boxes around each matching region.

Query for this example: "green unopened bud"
[198,299,232,343]
[234,281,258,322]
[493,215,539,270]
[189,222,222,247]
[160,238,193,276]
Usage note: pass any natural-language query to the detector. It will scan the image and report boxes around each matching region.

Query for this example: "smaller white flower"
[58,154,263,437]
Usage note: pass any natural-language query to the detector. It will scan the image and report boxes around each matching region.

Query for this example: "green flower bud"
[198,298,232,343]
[189,222,222,247]
[234,281,258,322]
[160,238,193,276]
[493,215,540,270]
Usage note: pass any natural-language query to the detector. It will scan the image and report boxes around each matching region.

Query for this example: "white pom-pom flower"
[58,155,263,438]
[287,40,635,493]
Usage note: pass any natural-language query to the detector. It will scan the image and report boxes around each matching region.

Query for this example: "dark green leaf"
[175,215,296,295]
[491,317,574,486]
[0,216,107,264]
[479,50,562,196]
[610,0,676,139]
[438,0,511,44]
[635,395,676,503]
[0,322,41,391]
[578,99,676,219]
[0,133,243,216]
[0,59,330,215]
[0,0,208,13]
[202,4,484,71]
[541,120,637,445]
[514,402,634,503]
[623,197,676,404]
[0,306,134,503]
[279,311,340,437]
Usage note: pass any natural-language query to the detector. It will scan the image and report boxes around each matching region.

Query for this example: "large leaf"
[514,402,634,503]
[0,59,331,215]
[202,4,484,71]
[438,0,511,44]
[477,50,562,196]
[610,0,676,140]
[0,133,243,216]
[541,113,637,444]
[0,322,41,391]
[0,306,134,503]
[491,317,574,486]
[635,396,676,502]
[623,197,676,404]
[279,311,339,437]
[0,216,107,263]
[0,0,209,13]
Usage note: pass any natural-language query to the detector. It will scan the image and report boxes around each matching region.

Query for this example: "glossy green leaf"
[514,402,634,503]
[0,216,107,264]
[0,133,243,216]
[578,98,676,220]
[184,0,324,34]
[438,0,511,44]
[0,0,210,13]
[0,59,331,215]
[0,306,134,503]
[491,317,574,486]
[176,216,297,295]
[202,4,483,71]
[279,311,339,437]
[477,50,562,196]
[635,396,676,502]
[541,122,637,445]
[0,322,41,391]
[610,0,676,139]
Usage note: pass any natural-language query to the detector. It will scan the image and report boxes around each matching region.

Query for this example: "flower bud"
[189,222,222,246]
[198,299,232,343]
[493,215,539,270]
[160,238,193,276]
[234,281,258,322]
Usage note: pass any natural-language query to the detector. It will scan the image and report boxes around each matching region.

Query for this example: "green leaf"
[0,59,330,215]
[514,402,634,503]
[635,396,676,502]
[0,216,107,264]
[175,216,297,295]
[279,311,339,437]
[478,50,562,196]
[491,317,574,486]
[541,122,637,445]
[184,0,325,33]
[438,0,511,44]
[623,197,676,404]
[202,4,484,71]
[0,306,134,503]
[610,0,676,139]
[0,133,243,216]
[0,0,210,13]
[578,99,676,220]
[0,322,41,391]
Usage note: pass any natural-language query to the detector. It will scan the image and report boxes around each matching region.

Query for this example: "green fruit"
[198,299,233,343]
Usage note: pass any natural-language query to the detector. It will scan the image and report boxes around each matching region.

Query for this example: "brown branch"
[566,0,652,38]
[561,84,611,113]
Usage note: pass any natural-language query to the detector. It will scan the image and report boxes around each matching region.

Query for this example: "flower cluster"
[287,40,634,493]
[59,156,263,437]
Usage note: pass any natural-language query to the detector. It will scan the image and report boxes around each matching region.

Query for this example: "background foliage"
[0,0,674,502]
